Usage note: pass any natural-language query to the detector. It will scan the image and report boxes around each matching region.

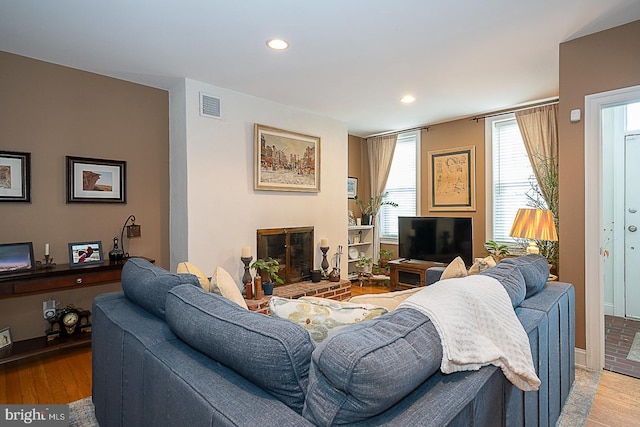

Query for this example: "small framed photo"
[68,241,104,266]
[254,124,320,192]
[66,156,126,203]
[0,242,34,274]
[0,150,31,202]
[0,327,12,349]
[347,177,358,199]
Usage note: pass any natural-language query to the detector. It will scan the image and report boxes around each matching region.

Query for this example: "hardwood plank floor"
[0,345,91,404]
[587,370,640,426]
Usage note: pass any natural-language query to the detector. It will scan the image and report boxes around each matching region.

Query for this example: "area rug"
[627,332,640,363]
[556,366,602,426]
[70,369,601,426]
[69,397,98,427]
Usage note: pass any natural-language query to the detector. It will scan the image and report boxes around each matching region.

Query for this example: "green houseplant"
[378,248,394,271]
[484,240,510,262]
[250,257,284,295]
[354,193,398,225]
[355,255,373,274]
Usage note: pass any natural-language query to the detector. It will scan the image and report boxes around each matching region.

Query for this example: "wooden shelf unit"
[0,257,153,364]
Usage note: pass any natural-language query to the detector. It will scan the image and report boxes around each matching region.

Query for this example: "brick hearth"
[246,279,352,315]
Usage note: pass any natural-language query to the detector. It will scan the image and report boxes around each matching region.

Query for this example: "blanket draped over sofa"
[399,275,540,391]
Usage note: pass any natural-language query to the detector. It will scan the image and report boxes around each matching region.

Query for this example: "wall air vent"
[199,92,221,119]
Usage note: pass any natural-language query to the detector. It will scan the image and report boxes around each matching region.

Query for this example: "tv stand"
[389,259,443,289]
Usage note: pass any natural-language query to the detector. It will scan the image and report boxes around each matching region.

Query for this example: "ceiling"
[1,1,640,137]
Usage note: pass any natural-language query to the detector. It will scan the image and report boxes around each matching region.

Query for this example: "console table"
[388,259,445,289]
[0,257,153,364]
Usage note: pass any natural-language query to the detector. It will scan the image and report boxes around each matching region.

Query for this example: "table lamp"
[509,208,558,254]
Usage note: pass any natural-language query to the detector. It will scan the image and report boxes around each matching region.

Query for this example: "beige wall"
[0,52,170,339]
[347,134,366,216]
[559,20,640,349]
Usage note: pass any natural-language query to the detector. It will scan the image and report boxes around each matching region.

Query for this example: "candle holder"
[320,246,330,277]
[38,255,56,269]
[241,256,253,285]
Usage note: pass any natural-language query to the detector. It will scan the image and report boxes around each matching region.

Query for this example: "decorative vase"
[262,282,275,296]
[361,214,373,225]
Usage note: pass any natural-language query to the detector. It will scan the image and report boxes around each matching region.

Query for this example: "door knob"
[629,225,638,232]
[630,208,638,213]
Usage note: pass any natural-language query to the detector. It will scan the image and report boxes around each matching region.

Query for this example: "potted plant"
[484,240,510,262]
[378,248,394,271]
[250,257,284,295]
[355,255,373,275]
[354,193,398,225]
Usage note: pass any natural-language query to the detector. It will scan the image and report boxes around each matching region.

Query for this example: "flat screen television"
[398,216,473,266]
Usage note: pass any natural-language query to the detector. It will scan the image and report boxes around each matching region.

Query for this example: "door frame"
[585,84,640,370]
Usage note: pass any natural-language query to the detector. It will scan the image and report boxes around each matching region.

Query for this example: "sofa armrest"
[426,266,446,286]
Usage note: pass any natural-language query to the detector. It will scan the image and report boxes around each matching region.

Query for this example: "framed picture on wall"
[68,241,104,266]
[66,156,126,203]
[427,145,476,211]
[347,177,358,199]
[254,124,321,192]
[0,150,31,203]
[0,327,12,349]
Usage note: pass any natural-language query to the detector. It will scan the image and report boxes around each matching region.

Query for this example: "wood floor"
[1,283,638,427]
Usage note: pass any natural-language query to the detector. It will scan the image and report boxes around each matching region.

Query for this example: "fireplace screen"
[257,226,314,284]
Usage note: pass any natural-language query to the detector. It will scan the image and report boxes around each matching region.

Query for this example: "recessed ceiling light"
[266,39,289,50]
[401,95,416,103]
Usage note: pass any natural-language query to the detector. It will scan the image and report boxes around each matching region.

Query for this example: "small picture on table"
[0,327,12,349]
[68,241,104,266]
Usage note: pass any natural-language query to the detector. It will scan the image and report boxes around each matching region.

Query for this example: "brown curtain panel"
[366,134,398,199]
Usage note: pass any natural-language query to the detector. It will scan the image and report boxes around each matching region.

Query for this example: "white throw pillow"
[211,267,248,309]
[269,296,388,343]
[441,256,468,280]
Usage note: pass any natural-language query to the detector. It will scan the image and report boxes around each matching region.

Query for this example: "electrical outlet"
[43,299,57,319]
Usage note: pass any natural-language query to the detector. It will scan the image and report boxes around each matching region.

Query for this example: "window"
[486,114,540,245]
[379,131,420,242]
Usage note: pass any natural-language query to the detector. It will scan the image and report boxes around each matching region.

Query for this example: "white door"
[625,134,640,319]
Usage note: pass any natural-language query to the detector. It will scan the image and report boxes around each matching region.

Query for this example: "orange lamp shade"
[509,208,558,242]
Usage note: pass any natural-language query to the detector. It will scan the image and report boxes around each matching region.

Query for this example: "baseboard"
[575,347,587,368]
[604,302,614,316]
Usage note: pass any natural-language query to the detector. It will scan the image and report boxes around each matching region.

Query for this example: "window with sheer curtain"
[379,131,420,242]
[487,114,540,245]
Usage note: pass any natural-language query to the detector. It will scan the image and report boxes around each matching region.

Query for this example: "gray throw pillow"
[500,254,550,298]
[480,261,527,307]
[121,257,200,319]
[165,284,314,414]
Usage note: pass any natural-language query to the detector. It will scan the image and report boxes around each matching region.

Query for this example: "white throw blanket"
[398,275,540,391]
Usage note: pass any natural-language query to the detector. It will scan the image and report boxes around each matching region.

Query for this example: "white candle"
[320,238,329,247]
[241,246,251,258]
[45,243,50,256]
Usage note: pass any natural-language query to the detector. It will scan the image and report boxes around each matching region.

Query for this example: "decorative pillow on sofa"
[499,254,550,298]
[348,287,423,311]
[121,257,201,320]
[303,308,442,425]
[269,296,388,343]
[176,261,210,292]
[165,284,314,414]
[210,266,248,309]
[441,256,468,279]
[480,261,527,307]
[467,255,496,275]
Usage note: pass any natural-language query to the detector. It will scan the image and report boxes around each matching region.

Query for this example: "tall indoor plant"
[354,192,398,225]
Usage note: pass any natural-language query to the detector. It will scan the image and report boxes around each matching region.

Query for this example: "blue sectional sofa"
[92,256,574,426]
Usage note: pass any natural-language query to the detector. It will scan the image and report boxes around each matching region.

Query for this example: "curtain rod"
[470,98,559,122]
[364,125,429,139]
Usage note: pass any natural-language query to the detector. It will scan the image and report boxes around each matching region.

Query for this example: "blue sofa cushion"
[165,285,314,414]
[500,254,550,298]
[303,308,442,425]
[121,257,200,320]
[480,261,527,307]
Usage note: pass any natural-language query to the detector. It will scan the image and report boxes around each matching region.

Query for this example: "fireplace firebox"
[256,226,314,285]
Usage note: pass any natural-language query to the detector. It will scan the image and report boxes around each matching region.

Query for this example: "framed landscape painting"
[254,124,320,192]
[66,156,126,203]
[428,145,476,211]
[0,150,30,202]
